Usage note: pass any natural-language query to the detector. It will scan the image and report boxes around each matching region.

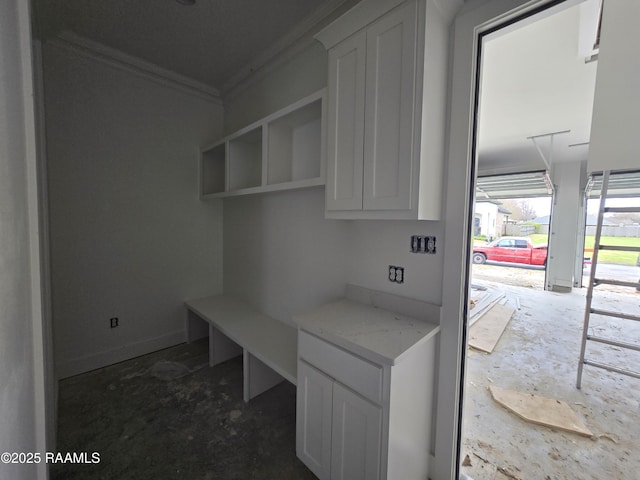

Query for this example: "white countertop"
[293,298,440,366]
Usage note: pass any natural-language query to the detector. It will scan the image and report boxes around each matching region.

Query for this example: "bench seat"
[185,295,297,402]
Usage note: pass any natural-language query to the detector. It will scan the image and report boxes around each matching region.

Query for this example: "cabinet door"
[296,361,333,480]
[326,30,367,212]
[363,1,417,211]
[330,383,383,480]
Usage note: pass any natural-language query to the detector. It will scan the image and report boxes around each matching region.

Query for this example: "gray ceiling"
[477,0,599,174]
[35,0,340,93]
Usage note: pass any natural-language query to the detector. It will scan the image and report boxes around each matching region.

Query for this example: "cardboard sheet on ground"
[489,385,593,437]
[468,303,514,353]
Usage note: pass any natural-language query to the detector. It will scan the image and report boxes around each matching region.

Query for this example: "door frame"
[434,0,575,478]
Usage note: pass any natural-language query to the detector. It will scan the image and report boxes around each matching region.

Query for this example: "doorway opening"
[459,2,640,479]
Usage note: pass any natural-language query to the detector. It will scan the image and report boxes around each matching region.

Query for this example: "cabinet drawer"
[299,331,383,403]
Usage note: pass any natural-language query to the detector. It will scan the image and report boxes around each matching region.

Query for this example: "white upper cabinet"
[316,0,448,220]
[363,3,416,212]
[326,31,366,212]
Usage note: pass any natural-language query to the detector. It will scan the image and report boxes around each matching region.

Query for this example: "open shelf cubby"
[267,98,322,186]
[200,88,325,199]
[228,126,263,191]
[200,142,226,196]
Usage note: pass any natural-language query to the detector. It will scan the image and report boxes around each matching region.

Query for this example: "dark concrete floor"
[53,340,317,480]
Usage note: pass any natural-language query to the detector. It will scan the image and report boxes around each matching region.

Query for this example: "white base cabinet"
[330,381,383,480]
[297,360,382,480]
[296,328,437,480]
[297,361,334,480]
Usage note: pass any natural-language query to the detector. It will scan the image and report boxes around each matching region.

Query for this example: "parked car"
[472,236,547,266]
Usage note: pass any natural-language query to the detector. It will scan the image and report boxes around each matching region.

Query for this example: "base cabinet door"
[330,383,382,480]
[296,362,333,480]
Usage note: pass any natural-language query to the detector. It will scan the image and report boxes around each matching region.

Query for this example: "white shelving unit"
[200,142,226,196]
[229,126,263,191]
[200,89,326,199]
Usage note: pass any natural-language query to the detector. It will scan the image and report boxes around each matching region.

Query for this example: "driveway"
[472,262,640,293]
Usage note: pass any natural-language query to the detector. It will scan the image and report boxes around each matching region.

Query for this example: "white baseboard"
[56,330,185,379]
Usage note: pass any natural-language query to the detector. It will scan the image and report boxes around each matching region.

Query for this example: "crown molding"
[431,0,465,22]
[221,0,360,101]
[48,31,222,104]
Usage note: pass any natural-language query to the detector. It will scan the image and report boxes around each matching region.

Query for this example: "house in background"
[474,201,511,240]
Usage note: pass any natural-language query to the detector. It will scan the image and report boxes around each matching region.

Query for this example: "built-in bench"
[185,295,297,402]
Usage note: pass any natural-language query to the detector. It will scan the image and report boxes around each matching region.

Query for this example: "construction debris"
[598,433,619,444]
[489,385,593,437]
[469,285,506,327]
[496,466,521,479]
[468,304,515,353]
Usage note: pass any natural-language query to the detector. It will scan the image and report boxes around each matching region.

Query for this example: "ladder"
[576,170,640,388]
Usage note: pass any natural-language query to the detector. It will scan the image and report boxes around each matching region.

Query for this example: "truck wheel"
[472,253,486,264]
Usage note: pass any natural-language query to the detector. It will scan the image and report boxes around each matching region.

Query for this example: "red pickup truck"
[472,236,547,266]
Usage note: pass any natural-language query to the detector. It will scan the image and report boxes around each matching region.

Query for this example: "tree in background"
[518,200,537,220]
[501,199,537,221]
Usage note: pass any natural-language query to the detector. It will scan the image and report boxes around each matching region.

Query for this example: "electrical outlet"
[388,265,404,284]
[410,235,423,253]
[410,235,436,254]
[425,236,436,254]
[110,317,119,328]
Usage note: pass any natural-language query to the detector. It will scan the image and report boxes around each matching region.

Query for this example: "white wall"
[223,42,444,324]
[223,187,350,322]
[347,220,443,305]
[43,41,225,378]
[224,42,328,134]
[588,0,640,173]
[0,1,47,479]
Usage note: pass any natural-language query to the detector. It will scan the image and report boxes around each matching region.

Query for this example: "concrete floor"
[462,264,640,480]
[53,339,316,480]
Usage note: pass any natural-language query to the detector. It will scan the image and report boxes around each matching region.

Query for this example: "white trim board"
[48,31,222,104]
[32,36,57,457]
[18,1,50,477]
[438,1,563,479]
[56,330,185,379]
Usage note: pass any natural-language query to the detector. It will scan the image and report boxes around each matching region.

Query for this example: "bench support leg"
[186,310,209,343]
[243,350,285,403]
[210,326,243,367]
